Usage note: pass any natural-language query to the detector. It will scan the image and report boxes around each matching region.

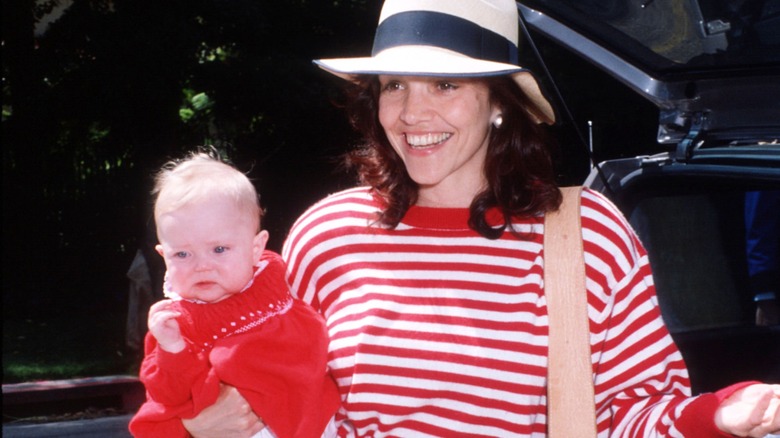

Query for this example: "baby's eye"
[214,246,227,254]
[173,251,189,259]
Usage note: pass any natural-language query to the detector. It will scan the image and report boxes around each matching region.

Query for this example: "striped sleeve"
[580,189,728,437]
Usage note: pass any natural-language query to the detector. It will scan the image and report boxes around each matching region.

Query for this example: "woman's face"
[378,75,501,207]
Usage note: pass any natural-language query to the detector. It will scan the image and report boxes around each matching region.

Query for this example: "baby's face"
[155,197,264,303]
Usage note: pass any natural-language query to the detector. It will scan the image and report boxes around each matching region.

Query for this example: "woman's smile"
[404,132,452,149]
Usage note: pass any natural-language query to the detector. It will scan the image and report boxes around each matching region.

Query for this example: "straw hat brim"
[315,46,556,124]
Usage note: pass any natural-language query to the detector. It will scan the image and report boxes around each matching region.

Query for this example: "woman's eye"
[437,81,457,91]
[381,81,402,92]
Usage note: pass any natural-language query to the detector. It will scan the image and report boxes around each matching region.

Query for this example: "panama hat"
[314,0,555,124]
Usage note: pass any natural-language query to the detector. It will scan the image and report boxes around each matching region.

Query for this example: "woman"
[184,0,780,436]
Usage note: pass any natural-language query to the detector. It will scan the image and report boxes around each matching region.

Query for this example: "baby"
[129,151,340,438]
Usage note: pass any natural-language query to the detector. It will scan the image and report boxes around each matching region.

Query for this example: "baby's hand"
[148,300,186,353]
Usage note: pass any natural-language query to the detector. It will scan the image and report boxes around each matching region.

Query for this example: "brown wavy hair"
[343,75,561,239]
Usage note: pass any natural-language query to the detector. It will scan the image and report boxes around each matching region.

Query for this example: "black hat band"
[372,11,519,66]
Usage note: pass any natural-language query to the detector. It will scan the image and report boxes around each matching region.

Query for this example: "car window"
[524,0,780,71]
[626,188,779,332]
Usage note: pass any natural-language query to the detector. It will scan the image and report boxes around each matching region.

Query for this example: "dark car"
[518,0,780,394]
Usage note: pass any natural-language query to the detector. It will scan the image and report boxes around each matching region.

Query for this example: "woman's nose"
[399,88,432,124]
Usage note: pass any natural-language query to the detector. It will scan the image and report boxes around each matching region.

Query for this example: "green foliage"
[3,316,138,383]
[179,89,213,123]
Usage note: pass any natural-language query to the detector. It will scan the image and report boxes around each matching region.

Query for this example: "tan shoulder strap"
[544,186,597,438]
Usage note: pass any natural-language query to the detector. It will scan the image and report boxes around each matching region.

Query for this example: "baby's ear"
[155,244,164,257]
[253,230,269,262]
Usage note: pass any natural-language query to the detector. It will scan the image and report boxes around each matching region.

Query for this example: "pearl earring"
[492,115,503,128]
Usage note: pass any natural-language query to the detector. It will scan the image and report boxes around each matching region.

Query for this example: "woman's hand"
[715,383,780,437]
[182,384,266,438]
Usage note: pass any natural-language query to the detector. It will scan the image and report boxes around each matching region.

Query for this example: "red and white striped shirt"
[282,187,728,437]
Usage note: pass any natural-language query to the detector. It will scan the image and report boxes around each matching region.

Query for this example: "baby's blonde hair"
[153,150,262,231]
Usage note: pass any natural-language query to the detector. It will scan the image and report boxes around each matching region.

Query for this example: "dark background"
[2,0,659,383]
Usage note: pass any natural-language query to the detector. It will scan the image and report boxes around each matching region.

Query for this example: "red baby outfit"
[129,250,340,438]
